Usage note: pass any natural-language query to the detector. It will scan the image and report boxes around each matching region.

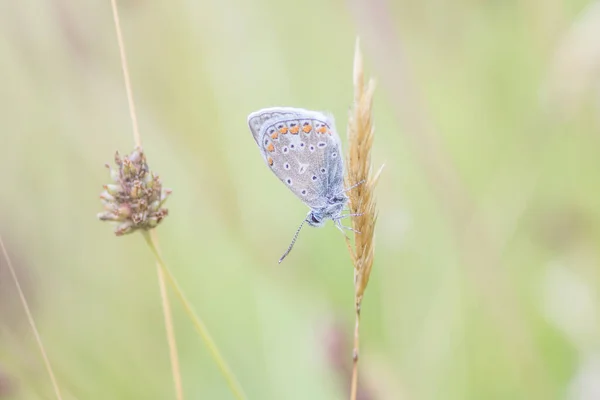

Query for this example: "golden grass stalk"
[109,2,247,399]
[344,38,382,400]
[0,236,64,400]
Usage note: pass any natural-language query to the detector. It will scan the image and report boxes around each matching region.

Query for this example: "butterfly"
[247,107,358,262]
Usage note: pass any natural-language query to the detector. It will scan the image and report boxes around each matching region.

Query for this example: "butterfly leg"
[338,180,366,195]
[342,225,361,234]
[339,213,364,219]
[333,218,361,235]
[334,219,351,239]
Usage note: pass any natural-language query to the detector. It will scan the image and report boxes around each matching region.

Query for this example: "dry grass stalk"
[0,236,63,400]
[345,38,382,400]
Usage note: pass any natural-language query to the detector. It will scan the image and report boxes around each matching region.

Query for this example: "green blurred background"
[2,0,600,399]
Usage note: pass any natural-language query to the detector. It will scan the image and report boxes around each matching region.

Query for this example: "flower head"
[98,147,171,236]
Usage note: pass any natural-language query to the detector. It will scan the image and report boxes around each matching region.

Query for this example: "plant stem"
[141,232,248,400]
[0,236,63,400]
[110,0,141,148]
[350,290,361,400]
[151,231,184,400]
[109,1,246,398]
[109,1,184,397]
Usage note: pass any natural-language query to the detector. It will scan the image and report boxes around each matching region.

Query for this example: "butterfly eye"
[311,214,321,224]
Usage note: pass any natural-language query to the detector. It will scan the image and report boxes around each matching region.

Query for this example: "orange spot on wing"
[271,131,279,139]
[279,127,288,134]
[267,157,273,166]
[267,143,275,152]
[302,124,312,133]
[317,126,327,134]
[290,125,300,134]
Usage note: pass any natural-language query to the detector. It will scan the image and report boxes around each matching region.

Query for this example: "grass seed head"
[345,39,382,302]
[98,147,171,236]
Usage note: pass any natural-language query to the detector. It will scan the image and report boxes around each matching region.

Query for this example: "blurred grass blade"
[0,236,64,400]
[142,232,248,400]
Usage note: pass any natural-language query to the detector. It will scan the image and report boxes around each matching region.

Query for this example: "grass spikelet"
[344,37,382,400]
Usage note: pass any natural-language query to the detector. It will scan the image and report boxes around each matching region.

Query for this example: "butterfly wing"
[247,107,343,209]
[247,107,297,145]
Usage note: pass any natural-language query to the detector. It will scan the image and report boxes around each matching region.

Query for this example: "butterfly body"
[247,107,350,261]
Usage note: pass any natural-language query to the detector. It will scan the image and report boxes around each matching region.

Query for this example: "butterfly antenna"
[278,218,307,264]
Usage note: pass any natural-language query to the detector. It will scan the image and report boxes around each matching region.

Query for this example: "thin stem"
[109,0,183,397]
[350,290,361,400]
[0,236,63,400]
[142,232,248,400]
[110,0,142,148]
[151,231,184,400]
